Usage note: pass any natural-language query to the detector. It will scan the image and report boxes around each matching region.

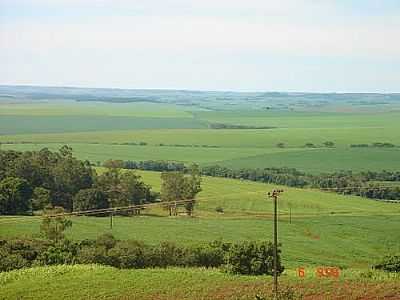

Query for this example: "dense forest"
[0,148,201,215]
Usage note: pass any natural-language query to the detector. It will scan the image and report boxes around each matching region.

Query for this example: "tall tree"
[0,177,33,215]
[183,164,202,216]
[160,164,202,216]
[73,188,109,212]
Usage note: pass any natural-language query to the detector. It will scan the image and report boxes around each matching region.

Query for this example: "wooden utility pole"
[110,211,114,229]
[268,189,284,299]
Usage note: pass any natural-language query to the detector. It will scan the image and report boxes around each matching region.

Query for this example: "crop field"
[1,97,400,299]
[1,101,400,173]
[2,170,400,269]
[1,265,399,300]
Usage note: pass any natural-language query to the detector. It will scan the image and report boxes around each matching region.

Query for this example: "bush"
[255,286,303,300]
[215,206,224,213]
[96,233,117,250]
[0,250,29,272]
[77,245,110,265]
[35,240,79,266]
[107,240,149,269]
[374,255,400,272]
[224,241,284,275]
[191,241,226,268]
[150,241,189,268]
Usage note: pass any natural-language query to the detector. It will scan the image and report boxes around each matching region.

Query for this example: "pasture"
[1,99,400,299]
[1,101,400,173]
[2,171,400,269]
[1,265,399,300]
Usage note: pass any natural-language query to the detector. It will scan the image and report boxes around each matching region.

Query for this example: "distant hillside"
[1,85,400,111]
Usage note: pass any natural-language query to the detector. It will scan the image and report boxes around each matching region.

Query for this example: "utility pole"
[268,189,284,299]
[110,211,114,229]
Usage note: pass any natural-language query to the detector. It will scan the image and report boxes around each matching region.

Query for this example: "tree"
[32,187,51,211]
[40,206,72,243]
[73,188,108,212]
[323,141,335,148]
[120,172,152,214]
[0,177,33,215]
[160,172,185,216]
[51,147,94,210]
[160,164,202,216]
[276,143,285,148]
[182,164,202,216]
[103,159,124,169]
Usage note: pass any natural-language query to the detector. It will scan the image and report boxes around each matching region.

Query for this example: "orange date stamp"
[297,267,340,278]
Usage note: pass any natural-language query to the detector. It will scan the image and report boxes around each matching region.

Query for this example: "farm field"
[2,170,400,269]
[1,94,400,299]
[1,101,400,173]
[1,265,399,300]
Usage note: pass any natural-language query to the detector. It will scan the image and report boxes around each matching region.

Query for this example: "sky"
[0,0,399,92]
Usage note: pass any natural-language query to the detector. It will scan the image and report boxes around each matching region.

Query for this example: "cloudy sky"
[0,0,399,92]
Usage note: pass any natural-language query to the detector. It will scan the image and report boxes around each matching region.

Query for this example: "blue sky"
[0,0,399,92]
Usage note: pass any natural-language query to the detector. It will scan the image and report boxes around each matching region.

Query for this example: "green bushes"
[0,238,49,272]
[35,240,79,266]
[0,236,284,276]
[0,250,28,272]
[374,255,400,273]
[224,241,284,275]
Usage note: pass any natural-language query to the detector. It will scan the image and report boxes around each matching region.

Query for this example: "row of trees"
[107,159,400,201]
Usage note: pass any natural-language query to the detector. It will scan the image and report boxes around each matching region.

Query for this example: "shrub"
[374,255,400,272]
[0,250,29,272]
[255,286,303,300]
[107,240,149,269]
[224,241,284,275]
[191,242,226,268]
[35,240,78,266]
[150,241,189,268]
[77,245,110,265]
[276,143,286,148]
[215,206,224,213]
[96,233,117,250]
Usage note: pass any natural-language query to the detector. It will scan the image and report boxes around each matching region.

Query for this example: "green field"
[1,98,400,299]
[1,101,400,173]
[2,170,400,269]
[1,171,400,299]
[1,265,399,300]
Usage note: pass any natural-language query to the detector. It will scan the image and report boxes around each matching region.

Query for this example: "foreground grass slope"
[1,265,399,300]
[2,171,399,268]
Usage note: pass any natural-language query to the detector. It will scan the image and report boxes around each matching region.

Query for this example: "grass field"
[1,101,400,173]
[2,171,400,269]
[1,265,399,300]
[1,99,400,299]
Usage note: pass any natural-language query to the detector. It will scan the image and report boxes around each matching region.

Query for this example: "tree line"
[0,148,202,215]
[111,159,400,201]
